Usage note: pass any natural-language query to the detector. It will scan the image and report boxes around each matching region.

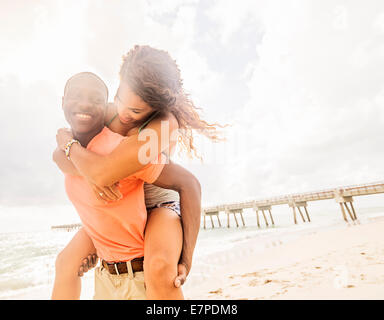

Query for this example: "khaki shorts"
[93,263,146,300]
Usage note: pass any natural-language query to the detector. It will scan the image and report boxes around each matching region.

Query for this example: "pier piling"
[209,215,215,228]
[268,209,275,225]
[225,208,246,228]
[254,205,274,228]
[334,189,358,223]
[289,201,310,224]
[202,209,221,229]
[304,206,311,222]
[255,209,260,228]
[216,214,222,227]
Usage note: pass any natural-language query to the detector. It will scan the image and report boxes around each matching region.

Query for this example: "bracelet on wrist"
[64,139,80,160]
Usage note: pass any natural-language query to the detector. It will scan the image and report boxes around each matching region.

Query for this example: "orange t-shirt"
[65,127,165,262]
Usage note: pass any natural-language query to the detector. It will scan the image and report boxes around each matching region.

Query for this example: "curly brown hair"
[119,45,225,159]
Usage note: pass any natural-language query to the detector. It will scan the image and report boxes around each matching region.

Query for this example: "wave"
[0,230,76,298]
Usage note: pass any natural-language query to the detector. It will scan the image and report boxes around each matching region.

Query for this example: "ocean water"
[1,199,384,300]
[0,230,77,299]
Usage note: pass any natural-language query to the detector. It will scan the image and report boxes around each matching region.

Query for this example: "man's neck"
[73,125,104,148]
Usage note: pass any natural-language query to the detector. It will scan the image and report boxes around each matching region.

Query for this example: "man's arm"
[152,161,201,276]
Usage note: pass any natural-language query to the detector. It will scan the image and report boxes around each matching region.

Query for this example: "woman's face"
[114,81,154,124]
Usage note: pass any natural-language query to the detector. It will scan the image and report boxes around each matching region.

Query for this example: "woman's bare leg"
[51,228,96,300]
[144,207,184,300]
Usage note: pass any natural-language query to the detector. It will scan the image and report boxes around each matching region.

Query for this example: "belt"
[101,257,144,275]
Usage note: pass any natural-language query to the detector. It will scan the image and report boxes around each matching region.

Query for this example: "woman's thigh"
[144,207,183,270]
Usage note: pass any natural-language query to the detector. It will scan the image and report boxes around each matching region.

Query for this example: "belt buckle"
[114,263,120,275]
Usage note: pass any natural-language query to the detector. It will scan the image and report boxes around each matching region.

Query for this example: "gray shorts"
[147,201,181,217]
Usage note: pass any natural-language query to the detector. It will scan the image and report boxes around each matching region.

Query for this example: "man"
[53,72,201,299]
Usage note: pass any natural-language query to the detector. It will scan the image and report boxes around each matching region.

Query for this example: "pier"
[51,181,384,231]
[202,181,384,229]
[51,223,82,232]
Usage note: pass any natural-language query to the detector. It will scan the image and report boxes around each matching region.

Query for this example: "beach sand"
[6,216,384,300]
[185,216,384,300]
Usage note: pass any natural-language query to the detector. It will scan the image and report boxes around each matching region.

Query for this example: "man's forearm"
[178,179,201,271]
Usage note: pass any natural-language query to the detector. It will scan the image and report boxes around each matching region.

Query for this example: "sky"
[1,0,384,231]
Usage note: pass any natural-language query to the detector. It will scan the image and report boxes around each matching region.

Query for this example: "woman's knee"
[144,253,177,286]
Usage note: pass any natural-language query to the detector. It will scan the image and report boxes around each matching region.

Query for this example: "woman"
[52,45,222,299]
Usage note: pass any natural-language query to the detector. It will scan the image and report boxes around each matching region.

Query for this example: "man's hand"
[173,262,189,288]
[56,128,74,151]
[78,254,98,277]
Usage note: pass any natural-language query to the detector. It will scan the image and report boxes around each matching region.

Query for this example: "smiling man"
[62,72,108,148]
[52,72,201,300]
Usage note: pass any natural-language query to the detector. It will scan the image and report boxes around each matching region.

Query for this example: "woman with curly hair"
[52,45,222,300]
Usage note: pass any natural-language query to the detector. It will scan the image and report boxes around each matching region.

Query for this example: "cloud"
[1,0,384,212]
[0,75,67,206]
[224,0,384,201]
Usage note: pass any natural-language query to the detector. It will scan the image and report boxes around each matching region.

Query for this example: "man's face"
[62,75,107,134]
